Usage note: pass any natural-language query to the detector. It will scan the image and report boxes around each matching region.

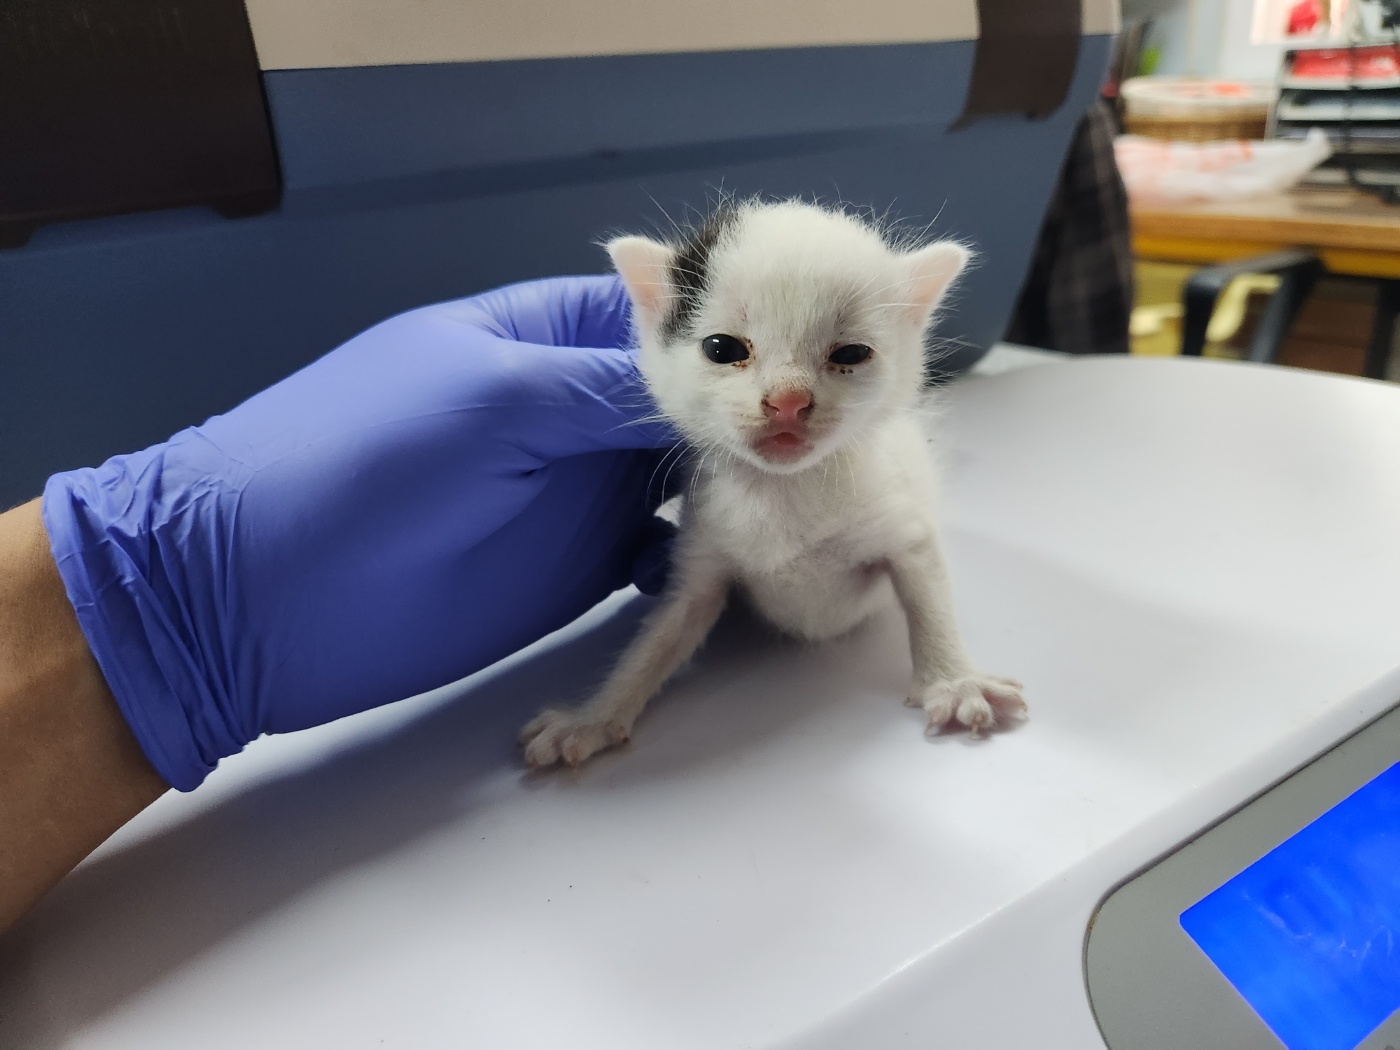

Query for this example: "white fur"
[521,200,1025,769]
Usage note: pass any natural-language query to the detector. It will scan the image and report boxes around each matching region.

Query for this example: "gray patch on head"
[660,206,738,344]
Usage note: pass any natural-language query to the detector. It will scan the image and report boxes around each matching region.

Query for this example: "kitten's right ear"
[606,236,676,332]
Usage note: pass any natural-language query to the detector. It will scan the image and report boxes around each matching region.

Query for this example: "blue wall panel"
[0,36,1111,508]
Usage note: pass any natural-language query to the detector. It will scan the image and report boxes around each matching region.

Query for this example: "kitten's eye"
[829,343,873,366]
[702,334,750,364]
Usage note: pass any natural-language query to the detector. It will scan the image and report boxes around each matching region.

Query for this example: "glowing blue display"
[1181,762,1400,1050]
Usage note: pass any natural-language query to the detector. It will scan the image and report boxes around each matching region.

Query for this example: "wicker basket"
[1124,113,1270,141]
[1121,77,1275,142]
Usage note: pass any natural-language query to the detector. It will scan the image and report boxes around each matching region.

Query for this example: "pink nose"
[762,389,813,424]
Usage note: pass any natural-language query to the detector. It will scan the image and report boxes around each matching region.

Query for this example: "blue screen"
[1181,762,1400,1050]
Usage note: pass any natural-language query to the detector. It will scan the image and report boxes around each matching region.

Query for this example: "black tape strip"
[954,0,1084,128]
[0,0,280,248]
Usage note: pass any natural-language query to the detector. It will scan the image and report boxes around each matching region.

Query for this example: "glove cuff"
[43,462,245,791]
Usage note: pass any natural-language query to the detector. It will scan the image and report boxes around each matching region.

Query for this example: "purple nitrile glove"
[43,275,679,791]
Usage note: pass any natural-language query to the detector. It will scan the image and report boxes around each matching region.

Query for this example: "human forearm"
[0,499,167,934]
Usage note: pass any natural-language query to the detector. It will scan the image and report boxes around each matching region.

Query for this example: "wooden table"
[1132,185,1400,377]
[1133,185,1400,280]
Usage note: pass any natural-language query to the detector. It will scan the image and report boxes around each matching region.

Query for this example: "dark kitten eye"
[702,334,750,364]
[829,343,872,366]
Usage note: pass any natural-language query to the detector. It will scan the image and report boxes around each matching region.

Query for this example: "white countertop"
[5,353,1400,1049]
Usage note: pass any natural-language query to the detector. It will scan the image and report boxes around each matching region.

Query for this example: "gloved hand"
[42,276,679,791]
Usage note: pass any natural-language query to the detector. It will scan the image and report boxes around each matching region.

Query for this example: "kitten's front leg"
[886,534,1027,735]
[521,566,730,769]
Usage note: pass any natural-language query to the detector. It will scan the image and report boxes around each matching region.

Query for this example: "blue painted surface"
[1182,763,1400,1050]
[0,37,1111,508]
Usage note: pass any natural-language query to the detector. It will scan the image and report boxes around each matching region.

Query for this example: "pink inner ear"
[606,236,676,330]
[904,242,971,325]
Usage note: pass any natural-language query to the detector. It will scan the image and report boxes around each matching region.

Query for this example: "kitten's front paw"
[519,708,631,770]
[905,674,1027,735]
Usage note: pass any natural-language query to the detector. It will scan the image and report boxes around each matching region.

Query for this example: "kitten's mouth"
[753,429,814,462]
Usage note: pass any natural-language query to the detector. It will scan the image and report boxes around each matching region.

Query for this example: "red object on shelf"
[1291,46,1400,81]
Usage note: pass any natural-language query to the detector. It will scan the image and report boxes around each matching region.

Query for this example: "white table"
[5,353,1400,1049]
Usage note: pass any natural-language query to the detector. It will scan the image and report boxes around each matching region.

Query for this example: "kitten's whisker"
[644,192,685,243]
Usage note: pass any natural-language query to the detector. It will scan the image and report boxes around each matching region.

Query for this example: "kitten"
[521,199,1025,769]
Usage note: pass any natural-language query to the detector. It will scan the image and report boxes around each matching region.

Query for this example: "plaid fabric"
[1005,98,1134,355]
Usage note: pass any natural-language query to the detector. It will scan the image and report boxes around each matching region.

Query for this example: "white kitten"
[521,199,1025,769]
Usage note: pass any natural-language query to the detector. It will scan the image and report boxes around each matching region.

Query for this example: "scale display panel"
[1086,702,1400,1050]
[1180,763,1400,1050]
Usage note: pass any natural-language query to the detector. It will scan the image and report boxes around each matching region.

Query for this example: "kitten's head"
[608,199,969,475]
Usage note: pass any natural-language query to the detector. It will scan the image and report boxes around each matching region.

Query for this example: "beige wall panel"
[247,0,1118,71]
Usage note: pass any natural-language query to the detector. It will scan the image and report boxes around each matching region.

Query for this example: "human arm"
[0,499,166,933]
[1,275,675,931]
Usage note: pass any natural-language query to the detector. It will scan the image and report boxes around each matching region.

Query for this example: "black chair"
[1180,250,1399,378]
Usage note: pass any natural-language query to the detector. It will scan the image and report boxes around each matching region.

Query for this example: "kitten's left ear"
[606,235,676,334]
[901,242,972,328]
